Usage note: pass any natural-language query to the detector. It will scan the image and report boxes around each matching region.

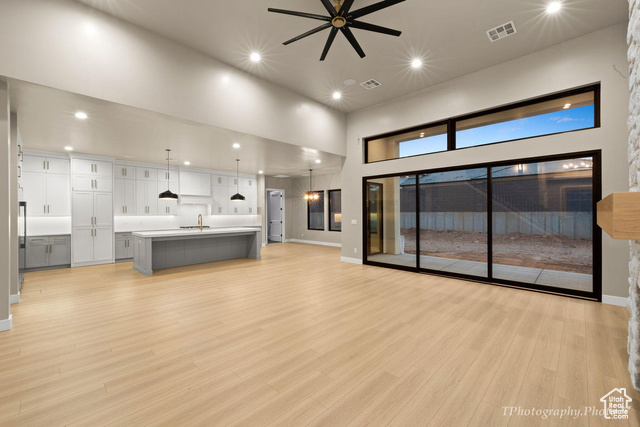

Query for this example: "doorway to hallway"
[266,189,284,243]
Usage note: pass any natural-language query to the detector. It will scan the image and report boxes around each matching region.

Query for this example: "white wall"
[0,81,10,327]
[343,23,630,298]
[291,172,342,246]
[0,0,346,156]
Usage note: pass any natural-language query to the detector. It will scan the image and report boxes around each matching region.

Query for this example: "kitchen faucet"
[198,214,203,231]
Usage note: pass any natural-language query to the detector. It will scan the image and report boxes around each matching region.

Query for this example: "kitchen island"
[132,227,261,276]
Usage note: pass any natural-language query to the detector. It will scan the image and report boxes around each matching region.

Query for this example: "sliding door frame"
[362,149,602,301]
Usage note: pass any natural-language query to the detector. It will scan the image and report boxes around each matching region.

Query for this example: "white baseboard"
[10,293,20,304]
[341,257,363,265]
[602,295,629,307]
[261,243,267,247]
[290,239,341,248]
[0,315,12,332]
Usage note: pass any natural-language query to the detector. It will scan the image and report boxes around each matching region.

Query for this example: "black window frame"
[364,84,601,164]
[362,149,602,302]
[328,189,342,232]
[307,190,325,231]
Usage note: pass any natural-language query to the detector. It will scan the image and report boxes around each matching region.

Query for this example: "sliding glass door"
[363,151,601,299]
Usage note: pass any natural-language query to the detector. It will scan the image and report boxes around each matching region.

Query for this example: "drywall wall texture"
[0,0,346,156]
[291,172,342,245]
[627,0,640,390]
[343,23,630,298]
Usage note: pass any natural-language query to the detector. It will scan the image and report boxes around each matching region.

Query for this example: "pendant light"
[159,149,179,200]
[230,158,245,201]
[303,169,320,201]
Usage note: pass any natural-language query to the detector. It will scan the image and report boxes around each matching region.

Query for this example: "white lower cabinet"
[72,229,94,264]
[115,233,134,260]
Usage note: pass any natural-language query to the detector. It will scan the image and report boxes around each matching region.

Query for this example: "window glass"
[307,191,325,231]
[329,190,342,231]
[367,124,448,163]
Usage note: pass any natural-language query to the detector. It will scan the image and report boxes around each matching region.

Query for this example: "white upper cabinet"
[114,179,136,215]
[72,175,113,192]
[157,169,178,183]
[157,181,179,215]
[240,177,255,188]
[114,164,136,180]
[46,174,71,216]
[23,155,69,175]
[212,175,228,187]
[179,171,210,196]
[72,159,112,177]
[136,180,159,215]
[211,186,229,215]
[136,167,158,181]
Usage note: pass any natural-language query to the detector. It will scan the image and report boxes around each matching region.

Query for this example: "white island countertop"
[132,227,262,239]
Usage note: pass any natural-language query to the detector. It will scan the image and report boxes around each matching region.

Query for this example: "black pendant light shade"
[159,149,179,200]
[230,158,245,202]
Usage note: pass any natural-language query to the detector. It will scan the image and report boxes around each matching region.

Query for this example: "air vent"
[360,79,382,90]
[486,21,516,42]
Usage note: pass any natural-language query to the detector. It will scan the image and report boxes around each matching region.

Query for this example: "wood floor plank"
[0,243,632,426]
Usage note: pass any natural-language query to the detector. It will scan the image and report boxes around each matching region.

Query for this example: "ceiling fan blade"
[319,0,337,16]
[339,0,355,15]
[320,27,339,61]
[349,0,406,20]
[268,8,331,22]
[340,27,366,58]
[283,23,332,45]
[349,20,402,36]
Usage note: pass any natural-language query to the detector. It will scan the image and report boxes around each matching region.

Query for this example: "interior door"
[367,183,383,256]
[268,192,283,242]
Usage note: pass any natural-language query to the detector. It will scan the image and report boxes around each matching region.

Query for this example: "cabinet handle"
[30,238,44,242]
[94,164,98,174]
[94,180,98,190]
[43,160,46,170]
[95,229,97,237]
[54,238,66,241]
[19,149,23,162]
[219,207,222,213]
[125,206,128,214]
[47,160,50,170]
[47,205,50,214]
[18,166,21,178]
[91,179,94,189]
[43,205,46,214]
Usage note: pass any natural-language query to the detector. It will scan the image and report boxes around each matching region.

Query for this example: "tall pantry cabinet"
[71,157,114,266]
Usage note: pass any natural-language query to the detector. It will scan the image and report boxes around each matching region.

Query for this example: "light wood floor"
[1,243,638,426]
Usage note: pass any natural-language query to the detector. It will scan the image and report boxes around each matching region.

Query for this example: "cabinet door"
[114,179,125,215]
[136,167,157,181]
[73,229,94,264]
[229,199,243,215]
[94,193,113,227]
[146,181,158,215]
[72,175,94,192]
[180,171,210,196]
[46,174,70,216]
[123,179,136,215]
[240,178,255,188]
[23,155,47,173]
[115,164,135,180]
[115,239,128,260]
[212,186,229,215]
[49,241,71,266]
[93,161,113,177]
[158,170,178,183]
[241,186,257,215]
[26,244,48,268]
[92,176,112,192]
[73,192,94,228]
[126,238,134,258]
[136,181,147,215]
[93,227,113,262]
[72,159,94,176]
[46,158,70,175]
[22,172,47,217]
[212,175,228,187]
[158,181,178,215]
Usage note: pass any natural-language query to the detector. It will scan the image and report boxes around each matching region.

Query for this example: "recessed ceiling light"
[563,103,571,109]
[233,143,240,149]
[250,52,261,63]
[332,91,342,100]
[546,1,562,13]
[411,58,423,69]
[184,161,191,165]
[64,146,73,151]
[75,111,88,120]
[258,170,264,174]
[315,159,321,164]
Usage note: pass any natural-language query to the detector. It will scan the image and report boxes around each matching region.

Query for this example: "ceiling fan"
[268,0,406,61]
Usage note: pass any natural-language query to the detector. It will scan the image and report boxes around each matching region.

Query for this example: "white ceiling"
[74,0,628,113]
[9,78,344,177]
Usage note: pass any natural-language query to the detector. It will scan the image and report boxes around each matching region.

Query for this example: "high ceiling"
[74,0,628,112]
[9,79,344,177]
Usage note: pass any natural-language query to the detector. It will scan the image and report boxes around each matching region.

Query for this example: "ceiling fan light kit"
[268,0,406,61]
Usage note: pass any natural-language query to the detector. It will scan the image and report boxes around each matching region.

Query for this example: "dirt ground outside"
[402,229,592,274]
